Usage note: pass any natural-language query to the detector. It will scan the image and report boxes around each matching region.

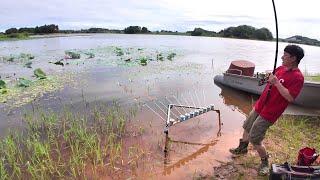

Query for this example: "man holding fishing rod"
[229,44,305,175]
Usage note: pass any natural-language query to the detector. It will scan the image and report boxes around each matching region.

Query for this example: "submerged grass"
[0,102,143,179]
[0,73,75,108]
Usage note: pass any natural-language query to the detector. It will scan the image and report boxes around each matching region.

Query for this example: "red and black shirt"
[254,66,304,123]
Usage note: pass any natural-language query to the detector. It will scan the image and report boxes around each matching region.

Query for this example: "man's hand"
[268,74,294,102]
[268,74,279,86]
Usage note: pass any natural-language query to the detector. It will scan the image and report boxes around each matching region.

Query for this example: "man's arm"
[268,74,294,102]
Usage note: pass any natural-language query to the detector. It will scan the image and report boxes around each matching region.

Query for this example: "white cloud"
[0,0,319,39]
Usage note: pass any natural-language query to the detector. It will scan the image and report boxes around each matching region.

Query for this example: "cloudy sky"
[1,0,319,39]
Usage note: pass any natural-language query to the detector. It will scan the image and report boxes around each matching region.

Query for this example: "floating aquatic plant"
[49,60,64,66]
[1,53,34,63]
[0,80,6,89]
[3,56,14,62]
[85,52,95,58]
[24,61,32,68]
[34,68,47,79]
[0,89,7,95]
[139,57,147,66]
[65,51,81,59]
[115,47,124,56]
[157,53,164,61]
[167,52,176,61]
[19,53,35,60]
[17,78,33,87]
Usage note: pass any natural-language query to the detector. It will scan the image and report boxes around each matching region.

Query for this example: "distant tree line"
[59,28,122,34]
[123,26,150,34]
[283,35,320,46]
[7,24,320,45]
[188,25,273,41]
[5,24,59,34]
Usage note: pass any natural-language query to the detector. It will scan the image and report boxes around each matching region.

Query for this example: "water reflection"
[163,133,219,176]
[215,82,257,115]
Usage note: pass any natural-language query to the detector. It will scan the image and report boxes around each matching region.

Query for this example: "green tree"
[124,26,141,34]
[5,28,18,34]
[254,28,273,40]
[35,24,59,34]
[141,27,150,33]
[18,27,35,33]
[191,28,203,36]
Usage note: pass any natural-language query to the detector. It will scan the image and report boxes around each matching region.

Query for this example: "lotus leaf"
[167,53,176,61]
[53,60,64,66]
[0,80,6,89]
[115,47,124,56]
[24,61,32,68]
[157,53,164,61]
[34,68,47,79]
[20,53,35,60]
[18,78,33,87]
[139,57,147,66]
[65,51,81,59]
[85,52,95,58]
[4,56,14,62]
[0,88,8,94]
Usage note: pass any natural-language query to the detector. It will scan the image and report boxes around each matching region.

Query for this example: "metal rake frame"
[164,104,221,134]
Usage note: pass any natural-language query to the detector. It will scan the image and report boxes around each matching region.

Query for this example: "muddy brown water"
[1,34,320,179]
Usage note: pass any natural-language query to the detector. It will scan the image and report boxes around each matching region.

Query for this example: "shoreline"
[1,32,319,48]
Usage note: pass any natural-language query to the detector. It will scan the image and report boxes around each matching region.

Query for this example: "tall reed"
[0,102,143,179]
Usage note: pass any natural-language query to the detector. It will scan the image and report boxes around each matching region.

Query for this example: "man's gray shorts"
[243,110,273,145]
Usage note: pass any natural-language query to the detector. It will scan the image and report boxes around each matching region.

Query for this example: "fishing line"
[271,0,279,74]
[265,0,279,103]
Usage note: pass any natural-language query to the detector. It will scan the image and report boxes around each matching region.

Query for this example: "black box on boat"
[269,162,320,180]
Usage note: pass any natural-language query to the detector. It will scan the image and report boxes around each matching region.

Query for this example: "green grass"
[0,33,30,41]
[267,115,320,164]
[207,115,320,179]
[305,75,320,82]
[0,102,143,179]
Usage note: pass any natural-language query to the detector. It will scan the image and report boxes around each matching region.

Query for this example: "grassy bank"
[210,115,320,179]
[0,102,142,179]
[305,74,320,82]
[0,33,29,41]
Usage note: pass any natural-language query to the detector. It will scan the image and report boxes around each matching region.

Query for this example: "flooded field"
[1,34,320,179]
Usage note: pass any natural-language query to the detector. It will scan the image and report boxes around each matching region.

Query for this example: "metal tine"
[188,90,196,107]
[144,102,166,121]
[180,93,194,110]
[203,89,206,107]
[165,96,183,116]
[153,100,168,117]
[158,99,179,119]
[187,90,201,116]
[172,95,188,114]
[180,93,196,118]
[193,87,202,108]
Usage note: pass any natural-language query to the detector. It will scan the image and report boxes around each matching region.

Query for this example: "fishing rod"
[263,0,279,102]
[271,0,279,74]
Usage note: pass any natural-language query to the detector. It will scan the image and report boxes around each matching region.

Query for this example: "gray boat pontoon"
[214,60,320,108]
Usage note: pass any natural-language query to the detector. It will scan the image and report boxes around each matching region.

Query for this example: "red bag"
[297,147,318,166]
